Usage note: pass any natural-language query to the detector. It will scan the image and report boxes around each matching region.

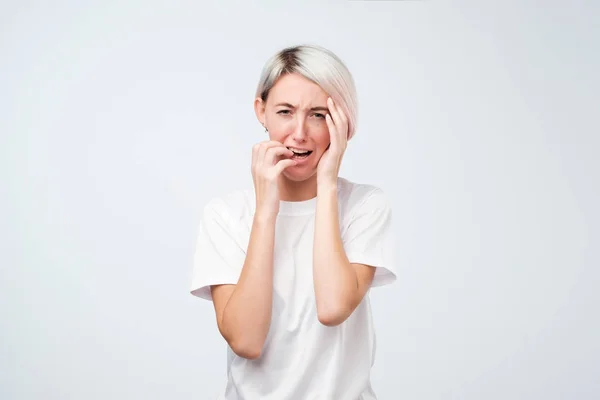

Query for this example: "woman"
[190,44,397,400]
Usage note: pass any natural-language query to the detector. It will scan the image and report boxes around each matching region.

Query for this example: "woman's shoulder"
[337,177,390,210]
[202,186,255,222]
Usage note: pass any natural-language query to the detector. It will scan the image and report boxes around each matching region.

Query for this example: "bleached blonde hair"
[255,44,358,140]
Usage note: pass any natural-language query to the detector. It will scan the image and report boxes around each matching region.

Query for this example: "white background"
[2,1,598,399]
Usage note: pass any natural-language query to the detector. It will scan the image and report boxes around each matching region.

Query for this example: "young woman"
[190,44,397,400]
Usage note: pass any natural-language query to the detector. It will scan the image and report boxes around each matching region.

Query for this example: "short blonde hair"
[255,44,358,140]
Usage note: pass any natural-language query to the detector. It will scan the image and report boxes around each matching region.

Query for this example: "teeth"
[288,147,310,154]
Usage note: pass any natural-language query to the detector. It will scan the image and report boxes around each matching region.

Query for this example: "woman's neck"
[278,174,318,202]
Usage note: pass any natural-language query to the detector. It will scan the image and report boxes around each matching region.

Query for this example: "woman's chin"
[282,166,316,182]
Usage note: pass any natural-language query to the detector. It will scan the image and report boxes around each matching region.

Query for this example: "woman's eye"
[314,113,326,119]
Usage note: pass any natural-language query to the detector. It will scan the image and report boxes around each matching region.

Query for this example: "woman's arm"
[312,183,376,326]
[211,212,277,359]
[211,141,296,359]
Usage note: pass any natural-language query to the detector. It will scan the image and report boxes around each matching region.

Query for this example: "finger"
[328,97,348,144]
[325,113,338,152]
[327,97,341,127]
[252,142,261,168]
[259,140,286,157]
[339,118,348,149]
[265,145,293,164]
[327,98,342,149]
[261,140,286,148]
[257,141,282,166]
[274,158,297,175]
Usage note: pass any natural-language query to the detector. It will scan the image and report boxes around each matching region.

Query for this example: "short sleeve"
[189,202,246,301]
[343,188,397,288]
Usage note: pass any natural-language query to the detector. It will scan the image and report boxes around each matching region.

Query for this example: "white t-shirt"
[190,177,396,400]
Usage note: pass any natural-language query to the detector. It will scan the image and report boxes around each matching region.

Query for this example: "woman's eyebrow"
[275,102,329,112]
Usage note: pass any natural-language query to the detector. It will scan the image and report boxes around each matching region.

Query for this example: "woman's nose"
[291,119,308,142]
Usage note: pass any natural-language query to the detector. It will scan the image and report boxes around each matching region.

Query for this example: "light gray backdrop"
[2,1,598,399]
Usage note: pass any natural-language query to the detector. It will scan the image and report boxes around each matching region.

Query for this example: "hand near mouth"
[251,141,297,218]
[317,97,348,190]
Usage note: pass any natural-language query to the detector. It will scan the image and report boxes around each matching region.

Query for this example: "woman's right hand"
[251,140,297,219]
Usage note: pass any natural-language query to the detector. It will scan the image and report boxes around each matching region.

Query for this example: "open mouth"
[287,147,313,159]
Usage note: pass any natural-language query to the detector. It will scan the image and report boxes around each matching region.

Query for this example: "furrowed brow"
[274,103,329,112]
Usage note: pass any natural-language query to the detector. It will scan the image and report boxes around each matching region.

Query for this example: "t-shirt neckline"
[250,178,343,216]
[277,196,318,216]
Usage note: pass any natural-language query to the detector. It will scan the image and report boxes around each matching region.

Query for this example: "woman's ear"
[254,97,266,127]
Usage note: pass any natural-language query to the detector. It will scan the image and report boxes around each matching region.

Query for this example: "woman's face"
[255,73,331,182]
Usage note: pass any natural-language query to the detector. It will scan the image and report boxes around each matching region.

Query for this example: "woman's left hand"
[317,97,348,188]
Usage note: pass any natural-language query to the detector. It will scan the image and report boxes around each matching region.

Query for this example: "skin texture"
[210,73,376,360]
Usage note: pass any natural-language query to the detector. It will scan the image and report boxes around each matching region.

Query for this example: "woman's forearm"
[313,184,359,326]
[221,213,276,358]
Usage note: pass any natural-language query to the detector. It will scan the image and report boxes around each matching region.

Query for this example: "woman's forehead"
[269,75,328,106]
